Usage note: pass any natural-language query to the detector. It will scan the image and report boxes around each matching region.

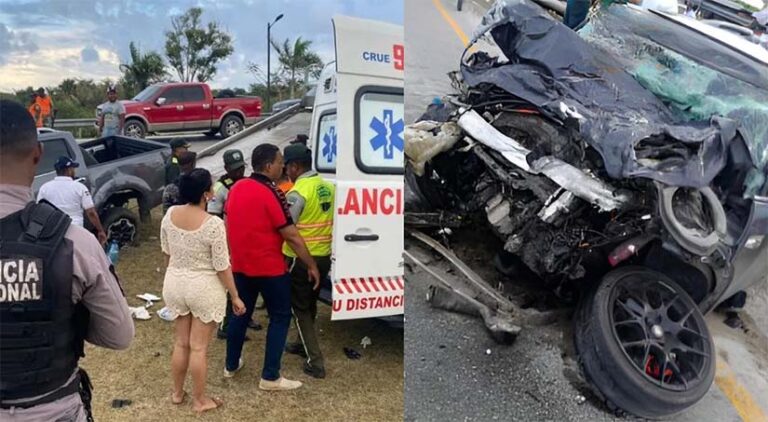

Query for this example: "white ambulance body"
[309,16,404,324]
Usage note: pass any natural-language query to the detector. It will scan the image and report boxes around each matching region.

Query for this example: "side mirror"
[156,97,166,106]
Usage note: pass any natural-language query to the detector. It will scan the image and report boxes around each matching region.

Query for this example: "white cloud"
[0,0,402,91]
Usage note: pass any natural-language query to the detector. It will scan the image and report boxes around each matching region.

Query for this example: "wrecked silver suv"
[406,0,768,419]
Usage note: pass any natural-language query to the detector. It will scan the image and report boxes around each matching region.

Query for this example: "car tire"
[102,206,140,247]
[220,114,244,138]
[574,266,715,419]
[658,186,726,256]
[124,119,146,139]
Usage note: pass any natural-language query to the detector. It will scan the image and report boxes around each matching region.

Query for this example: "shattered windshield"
[580,5,768,178]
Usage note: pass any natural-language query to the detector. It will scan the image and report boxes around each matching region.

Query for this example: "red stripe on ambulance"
[378,277,389,291]
[342,279,354,294]
[337,187,403,215]
[351,279,363,293]
[332,276,405,319]
[368,277,380,292]
[359,278,371,292]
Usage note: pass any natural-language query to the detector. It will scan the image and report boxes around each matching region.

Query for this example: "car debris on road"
[404,0,768,418]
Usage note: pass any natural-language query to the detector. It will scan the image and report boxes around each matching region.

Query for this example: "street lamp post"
[267,13,284,112]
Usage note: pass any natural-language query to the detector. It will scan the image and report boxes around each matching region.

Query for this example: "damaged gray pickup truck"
[405,0,768,419]
[33,131,170,247]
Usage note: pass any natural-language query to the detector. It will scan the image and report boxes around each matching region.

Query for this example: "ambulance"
[309,16,404,325]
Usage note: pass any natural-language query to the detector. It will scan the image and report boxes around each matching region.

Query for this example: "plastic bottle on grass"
[107,240,120,265]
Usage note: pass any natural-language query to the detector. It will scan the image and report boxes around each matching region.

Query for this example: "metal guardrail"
[196,104,303,159]
[53,118,96,128]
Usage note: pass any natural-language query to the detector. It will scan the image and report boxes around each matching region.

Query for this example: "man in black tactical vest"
[1,100,135,421]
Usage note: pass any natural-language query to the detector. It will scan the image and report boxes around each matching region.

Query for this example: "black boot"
[303,362,326,379]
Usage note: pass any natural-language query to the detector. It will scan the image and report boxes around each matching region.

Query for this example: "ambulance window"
[355,88,404,175]
[315,111,337,173]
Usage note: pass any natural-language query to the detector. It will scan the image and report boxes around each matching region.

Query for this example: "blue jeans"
[226,272,291,380]
[102,127,121,137]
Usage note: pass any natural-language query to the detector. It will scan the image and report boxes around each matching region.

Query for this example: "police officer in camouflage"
[207,149,246,218]
[0,100,134,421]
[281,143,335,379]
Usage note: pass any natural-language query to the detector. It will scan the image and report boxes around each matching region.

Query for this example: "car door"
[143,86,185,131]
[179,85,211,130]
[712,196,768,312]
[326,15,404,320]
[33,136,89,196]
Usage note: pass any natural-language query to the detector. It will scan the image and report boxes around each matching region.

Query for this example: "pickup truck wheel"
[102,207,140,247]
[220,115,244,137]
[124,119,146,139]
[574,266,715,419]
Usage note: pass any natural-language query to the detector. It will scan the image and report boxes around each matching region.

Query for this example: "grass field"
[80,207,404,421]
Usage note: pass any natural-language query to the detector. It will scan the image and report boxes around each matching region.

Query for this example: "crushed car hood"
[462,0,768,191]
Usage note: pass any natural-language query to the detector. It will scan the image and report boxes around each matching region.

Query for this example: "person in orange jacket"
[27,93,43,128]
[277,170,294,193]
[35,88,55,127]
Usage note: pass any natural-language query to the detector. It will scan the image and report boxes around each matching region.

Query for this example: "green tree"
[120,42,167,92]
[268,37,323,99]
[59,79,78,97]
[164,7,234,83]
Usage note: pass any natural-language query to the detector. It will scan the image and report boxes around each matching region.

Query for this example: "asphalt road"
[160,132,220,154]
[195,111,312,178]
[404,0,768,420]
[405,239,765,421]
[75,119,271,153]
[74,113,302,171]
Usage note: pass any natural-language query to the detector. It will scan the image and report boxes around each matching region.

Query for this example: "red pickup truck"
[96,82,261,138]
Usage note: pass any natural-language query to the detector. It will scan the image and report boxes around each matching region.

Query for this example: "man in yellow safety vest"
[281,143,334,379]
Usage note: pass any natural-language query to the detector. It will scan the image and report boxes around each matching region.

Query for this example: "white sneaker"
[258,377,303,391]
[223,358,243,378]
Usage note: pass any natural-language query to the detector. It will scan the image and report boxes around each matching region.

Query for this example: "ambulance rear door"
[328,15,404,320]
[310,62,338,178]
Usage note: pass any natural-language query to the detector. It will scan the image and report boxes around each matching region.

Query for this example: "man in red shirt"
[223,143,320,391]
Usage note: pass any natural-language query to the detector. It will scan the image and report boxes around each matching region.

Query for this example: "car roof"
[662,13,768,65]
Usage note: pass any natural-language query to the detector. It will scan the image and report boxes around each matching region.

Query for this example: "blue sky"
[0,0,403,91]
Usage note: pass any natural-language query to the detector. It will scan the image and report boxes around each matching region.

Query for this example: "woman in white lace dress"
[160,168,245,414]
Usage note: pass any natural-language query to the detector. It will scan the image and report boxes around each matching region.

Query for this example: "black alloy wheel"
[610,274,711,391]
[574,266,715,419]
